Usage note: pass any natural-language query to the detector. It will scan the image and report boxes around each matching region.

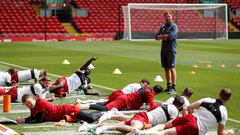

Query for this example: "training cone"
[236,64,240,68]
[62,59,70,65]
[206,64,212,68]
[190,71,196,75]
[154,75,164,82]
[112,68,122,74]
[192,64,198,68]
[220,64,225,68]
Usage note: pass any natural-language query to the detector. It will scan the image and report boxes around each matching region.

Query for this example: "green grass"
[0,40,240,134]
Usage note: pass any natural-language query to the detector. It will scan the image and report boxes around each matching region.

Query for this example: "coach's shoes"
[163,88,176,95]
[167,89,177,95]
[168,89,177,95]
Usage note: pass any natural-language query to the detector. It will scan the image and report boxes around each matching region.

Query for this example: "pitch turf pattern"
[0,40,239,134]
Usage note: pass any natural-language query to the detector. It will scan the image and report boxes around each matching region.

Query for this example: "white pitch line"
[0,60,239,124]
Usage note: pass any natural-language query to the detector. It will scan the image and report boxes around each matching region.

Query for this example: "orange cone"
[3,95,11,112]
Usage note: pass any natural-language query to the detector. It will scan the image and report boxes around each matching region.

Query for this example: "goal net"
[122,3,228,40]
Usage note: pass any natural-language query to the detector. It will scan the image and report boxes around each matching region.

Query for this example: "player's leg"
[76,111,102,123]
[111,114,132,121]
[165,68,172,89]
[95,121,125,134]
[161,53,172,92]
[115,120,144,133]
[0,95,3,103]
[89,104,108,111]
[169,52,177,92]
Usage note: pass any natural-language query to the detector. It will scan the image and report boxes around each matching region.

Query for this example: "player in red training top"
[16,94,103,124]
[79,84,163,111]
[106,79,150,103]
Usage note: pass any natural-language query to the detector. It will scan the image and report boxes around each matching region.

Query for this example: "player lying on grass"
[0,71,12,86]
[77,96,185,134]
[0,77,54,103]
[16,94,103,124]
[79,84,163,112]
[47,56,98,98]
[165,88,193,115]
[7,68,47,84]
[93,88,193,125]
[75,79,151,104]
[129,88,234,135]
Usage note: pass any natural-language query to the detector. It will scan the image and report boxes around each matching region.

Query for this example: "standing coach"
[156,10,178,94]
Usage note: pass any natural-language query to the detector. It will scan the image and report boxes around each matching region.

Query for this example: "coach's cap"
[39,76,51,81]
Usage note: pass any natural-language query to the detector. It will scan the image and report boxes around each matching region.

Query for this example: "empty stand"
[0,0,67,37]
[223,0,240,9]
[72,0,226,34]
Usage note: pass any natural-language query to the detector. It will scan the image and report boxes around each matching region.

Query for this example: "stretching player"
[131,88,234,135]
[96,89,192,124]
[91,96,185,134]
[0,77,53,103]
[7,68,47,84]
[106,79,150,103]
[0,71,11,86]
[165,88,193,115]
[48,57,97,97]
[16,94,103,124]
[76,79,150,104]
[79,85,163,111]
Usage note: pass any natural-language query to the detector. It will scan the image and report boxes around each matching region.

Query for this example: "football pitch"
[0,39,240,134]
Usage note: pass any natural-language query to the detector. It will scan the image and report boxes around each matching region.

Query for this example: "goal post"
[122,3,228,41]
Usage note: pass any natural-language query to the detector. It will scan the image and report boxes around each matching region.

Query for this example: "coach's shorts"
[161,52,176,68]
[172,114,199,135]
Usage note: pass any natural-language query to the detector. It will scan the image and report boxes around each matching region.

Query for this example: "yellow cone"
[112,68,122,74]
[190,71,196,75]
[192,64,198,68]
[220,64,225,68]
[154,75,164,82]
[206,64,212,68]
[62,59,70,65]
[236,64,240,68]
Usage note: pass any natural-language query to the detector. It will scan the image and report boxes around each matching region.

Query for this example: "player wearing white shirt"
[135,88,234,135]
[8,68,47,83]
[166,88,193,115]
[146,103,181,127]
[91,96,184,134]
[48,57,97,97]
[0,71,11,86]
[0,77,51,103]
[121,83,142,94]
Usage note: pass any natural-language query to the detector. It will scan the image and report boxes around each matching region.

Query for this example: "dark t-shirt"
[157,22,178,53]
